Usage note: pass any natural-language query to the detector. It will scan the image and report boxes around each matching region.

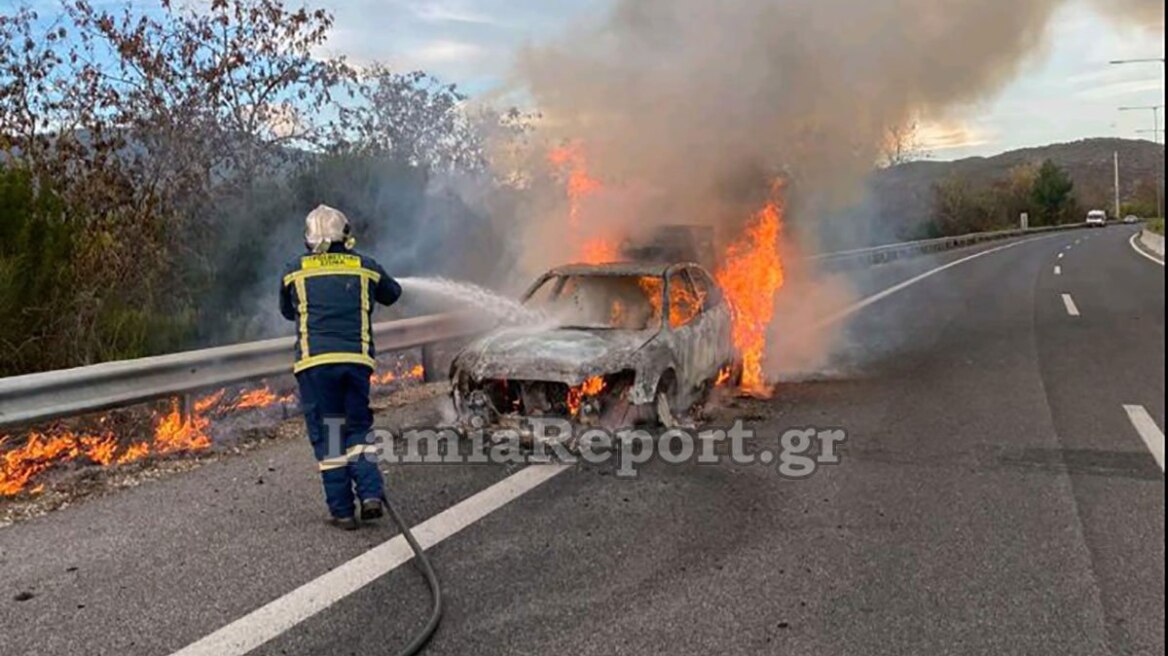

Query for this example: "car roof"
[546,261,704,277]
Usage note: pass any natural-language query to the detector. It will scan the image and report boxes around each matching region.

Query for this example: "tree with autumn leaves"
[0,1,516,375]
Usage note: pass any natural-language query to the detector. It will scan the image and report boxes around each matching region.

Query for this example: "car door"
[684,266,734,378]
[664,267,724,392]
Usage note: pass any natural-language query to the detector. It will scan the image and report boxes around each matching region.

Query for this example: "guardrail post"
[179,393,193,423]
[421,343,439,383]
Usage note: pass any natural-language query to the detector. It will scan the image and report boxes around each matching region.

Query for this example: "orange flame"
[230,387,293,411]
[668,277,706,328]
[639,277,664,323]
[152,401,213,455]
[549,141,619,264]
[0,403,209,497]
[579,237,620,264]
[0,383,297,497]
[566,376,607,416]
[548,140,602,231]
[371,363,425,386]
[715,193,785,395]
[715,366,733,387]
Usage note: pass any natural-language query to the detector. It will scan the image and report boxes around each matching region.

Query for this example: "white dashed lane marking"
[1061,293,1080,317]
[1123,405,1165,471]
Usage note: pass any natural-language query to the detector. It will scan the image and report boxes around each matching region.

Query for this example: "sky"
[317,0,1165,161]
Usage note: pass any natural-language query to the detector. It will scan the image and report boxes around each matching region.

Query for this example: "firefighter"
[280,205,402,530]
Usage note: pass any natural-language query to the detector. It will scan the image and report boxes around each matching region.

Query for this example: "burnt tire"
[654,372,679,428]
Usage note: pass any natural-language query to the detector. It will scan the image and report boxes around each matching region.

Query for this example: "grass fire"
[0,362,426,498]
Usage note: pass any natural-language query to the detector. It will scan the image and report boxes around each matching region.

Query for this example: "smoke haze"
[510,0,1162,380]
[516,0,1162,249]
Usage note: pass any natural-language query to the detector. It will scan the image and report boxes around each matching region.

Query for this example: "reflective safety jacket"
[279,246,402,374]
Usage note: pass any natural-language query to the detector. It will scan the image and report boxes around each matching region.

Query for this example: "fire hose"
[383,494,443,655]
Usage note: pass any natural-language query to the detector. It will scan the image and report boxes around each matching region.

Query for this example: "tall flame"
[548,140,602,231]
[715,193,786,395]
[549,141,619,264]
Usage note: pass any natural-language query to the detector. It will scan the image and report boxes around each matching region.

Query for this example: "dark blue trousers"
[296,364,384,518]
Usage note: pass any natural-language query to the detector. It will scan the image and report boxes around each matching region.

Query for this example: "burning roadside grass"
[0,360,427,512]
[0,386,297,499]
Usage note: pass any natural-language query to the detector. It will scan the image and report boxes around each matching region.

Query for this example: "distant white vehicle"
[1123,214,1140,224]
[1086,210,1107,227]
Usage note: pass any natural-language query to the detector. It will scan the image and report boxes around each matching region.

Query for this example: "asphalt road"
[1,226,1162,656]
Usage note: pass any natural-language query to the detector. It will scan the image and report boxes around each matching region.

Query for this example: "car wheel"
[687,377,716,420]
[654,372,679,428]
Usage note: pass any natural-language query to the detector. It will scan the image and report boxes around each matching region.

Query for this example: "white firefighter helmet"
[304,204,355,253]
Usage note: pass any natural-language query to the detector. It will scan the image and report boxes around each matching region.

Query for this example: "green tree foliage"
[929,159,1088,236]
[1030,159,1075,225]
[0,166,72,373]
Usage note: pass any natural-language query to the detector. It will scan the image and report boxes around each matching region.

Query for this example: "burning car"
[450,261,738,429]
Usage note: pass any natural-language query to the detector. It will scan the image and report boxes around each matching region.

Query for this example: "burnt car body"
[450,261,737,427]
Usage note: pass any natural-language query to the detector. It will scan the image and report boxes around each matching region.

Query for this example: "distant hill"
[863,137,1164,241]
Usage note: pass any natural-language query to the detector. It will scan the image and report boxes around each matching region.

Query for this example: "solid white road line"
[814,237,1042,328]
[170,464,570,656]
[1054,266,1062,276]
[1123,405,1165,471]
[1128,232,1165,267]
[1061,293,1080,317]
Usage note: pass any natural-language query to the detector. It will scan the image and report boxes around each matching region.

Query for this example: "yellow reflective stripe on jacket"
[282,266,381,287]
[360,276,371,357]
[318,456,349,471]
[294,278,310,359]
[301,253,362,269]
[318,445,379,472]
[293,352,377,374]
[346,444,379,458]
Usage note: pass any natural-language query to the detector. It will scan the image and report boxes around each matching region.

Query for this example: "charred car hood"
[453,327,656,384]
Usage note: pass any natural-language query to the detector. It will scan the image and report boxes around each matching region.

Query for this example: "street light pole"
[1112,58,1165,218]
[1110,58,1167,65]
[1120,105,1164,219]
[1114,151,1121,219]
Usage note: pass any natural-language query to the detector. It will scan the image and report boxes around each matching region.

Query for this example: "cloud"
[406,40,488,65]
[1074,77,1164,99]
[919,121,994,152]
[320,0,600,85]
[408,2,505,26]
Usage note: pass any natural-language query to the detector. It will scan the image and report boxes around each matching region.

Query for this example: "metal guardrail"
[810,223,1088,268]
[0,223,1092,430]
[0,312,479,430]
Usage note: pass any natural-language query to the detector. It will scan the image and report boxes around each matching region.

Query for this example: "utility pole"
[1114,151,1121,219]
[1110,58,1166,66]
[1120,105,1164,219]
[1112,58,1165,218]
